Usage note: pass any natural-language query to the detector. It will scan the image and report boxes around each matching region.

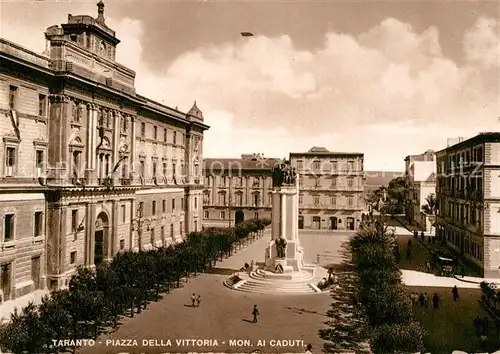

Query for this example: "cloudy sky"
[1,0,499,171]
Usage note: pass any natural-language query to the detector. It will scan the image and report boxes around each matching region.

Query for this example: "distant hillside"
[364,171,404,188]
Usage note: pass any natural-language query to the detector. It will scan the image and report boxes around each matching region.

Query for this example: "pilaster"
[85,202,97,266]
[85,103,98,183]
[111,201,119,257]
[46,202,67,284]
[47,94,70,184]
[112,111,120,183]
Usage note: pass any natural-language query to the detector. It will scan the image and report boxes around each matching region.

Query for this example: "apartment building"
[289,147,365,231]
[202,154,281,227]
[404,150,437,231]
[0,1,208,300]
[435,133,500,277]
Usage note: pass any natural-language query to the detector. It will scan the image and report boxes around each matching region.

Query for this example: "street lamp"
[131,204,151,251]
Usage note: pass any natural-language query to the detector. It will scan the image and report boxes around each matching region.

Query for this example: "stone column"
[112,111,120,183]
[129,198,136,251]
[85,202,97,266]
[110,201,119,258]
[47,95,70,184]
[85,104,98,184]
[46,203,67,289]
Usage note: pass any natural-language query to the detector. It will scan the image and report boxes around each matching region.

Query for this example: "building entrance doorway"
[94,212,109,266]
[346,217,355,230]
[235,209,244,224]
[312,216,321,229]
[298,215,304,229]
[1,263,11,301]
[330,217,338,230]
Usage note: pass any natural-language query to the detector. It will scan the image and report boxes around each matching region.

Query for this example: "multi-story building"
[404,150,437,231]
[290,147,365,231]
[202,154,280,227]
[0,2,208,301]
[435,132,500,277]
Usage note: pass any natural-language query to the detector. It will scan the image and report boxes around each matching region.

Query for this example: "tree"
[421,193,437,215]
[371,321,426,354]
[319,266,369,353]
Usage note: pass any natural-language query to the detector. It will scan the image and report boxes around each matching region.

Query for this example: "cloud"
[1,9,499,170]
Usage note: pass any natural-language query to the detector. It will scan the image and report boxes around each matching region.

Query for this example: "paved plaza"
[78,230,353,354]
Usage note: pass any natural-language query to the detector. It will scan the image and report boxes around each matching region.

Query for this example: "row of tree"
[320,217,426,353]
[0,218,270,354]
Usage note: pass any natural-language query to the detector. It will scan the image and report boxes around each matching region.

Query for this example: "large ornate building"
[202,154,281,227]
[435,133,500,277]
[0,2,208,301]
[289,147,365,230]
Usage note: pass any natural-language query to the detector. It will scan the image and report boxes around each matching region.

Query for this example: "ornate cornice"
[49,94,70,104]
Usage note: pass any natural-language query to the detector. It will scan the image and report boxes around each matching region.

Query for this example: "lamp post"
[131,204,151,251]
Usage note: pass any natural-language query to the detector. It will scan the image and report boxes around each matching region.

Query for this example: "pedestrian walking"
[452,286,459,301]
[421,231,425,241]
[252,305,259,323]
[196,295,201,307]
[305,344,312,354]
[432,293,439,309]
[191,293,196,307]
[423,293,429,308]
[419,293,425,307]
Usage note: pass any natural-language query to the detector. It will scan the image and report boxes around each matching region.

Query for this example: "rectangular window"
[180,222,183,236]
[161,226,165,244]
[254,212,258,219]
[194,220,198,232]
[348,161,354,171]
[5,147,16,176]
[152,201,156,215]
[348,177,354,187]
[181,198,184,209]
[9,86,17,110]
[71,210,78,232]
[140,161,145,177]
[154,126,158,140]
[172,198,176,211]
[331,161,337,171]
[204,210,209,218]
[314,196,320,205]
[120,239,125,250]
[170,224,174,239]
[70,251,76,264]
[163,163,167,176]
[150,228,155,245]
[162,199,166,213]
[164,128,167,142]
[34,211,43,237]
[152,161,157,177]
[173,131,177,145]
[35,150,44,177]
[297,161,303,170]
[348,197,354,206]
[220,211,225,219]
[314,161,320,170]
[299,194,303,204]
[121,205,126,223]
[172,162,176,177]
[330,197,336,205]
[141,122,146,138]
[38,94,47,116]
[4,214,14,242]
[194,197,198,209]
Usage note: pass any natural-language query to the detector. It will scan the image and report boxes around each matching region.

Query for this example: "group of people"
[410,292,440,309]
[410,286,460,309]
[190,293,202,307]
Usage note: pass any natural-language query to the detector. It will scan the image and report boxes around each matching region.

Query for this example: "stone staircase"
[225,267,327,295]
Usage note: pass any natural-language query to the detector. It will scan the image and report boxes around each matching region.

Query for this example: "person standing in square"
[252,305,259,323]
[191,293,196,307]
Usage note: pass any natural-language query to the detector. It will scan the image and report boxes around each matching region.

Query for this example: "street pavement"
[77,229,351,354]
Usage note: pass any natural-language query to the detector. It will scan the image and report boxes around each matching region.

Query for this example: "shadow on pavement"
[204,267,238,275]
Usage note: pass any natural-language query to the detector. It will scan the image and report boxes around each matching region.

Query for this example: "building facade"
[290,147,365,231]
[404,150,436,231]
[202,154,280,227]
[435,133,500,277]
[0,2,208,301]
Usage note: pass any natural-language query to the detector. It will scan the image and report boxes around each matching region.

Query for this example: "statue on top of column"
[272,161,297,188]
